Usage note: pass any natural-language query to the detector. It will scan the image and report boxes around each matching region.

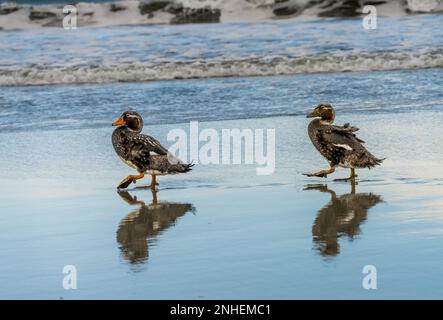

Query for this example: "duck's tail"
[169,161,194,173]
[367,156,385,169]
[149,155,194,174]
[358,151,385,169]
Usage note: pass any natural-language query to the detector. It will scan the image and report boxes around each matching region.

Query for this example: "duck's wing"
[124,135,169,170]
[318,123,365,152]
[329,123,365,144]
[130,134,169,156]
[144,134,169,155]
[316,123,384,168]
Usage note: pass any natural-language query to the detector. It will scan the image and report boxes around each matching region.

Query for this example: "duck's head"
[112,111,143,132]
[307,103,335,122]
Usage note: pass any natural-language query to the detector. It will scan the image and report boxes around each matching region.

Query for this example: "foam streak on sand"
[1,50,443,86]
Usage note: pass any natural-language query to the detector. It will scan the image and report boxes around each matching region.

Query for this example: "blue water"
[1,68,442,133]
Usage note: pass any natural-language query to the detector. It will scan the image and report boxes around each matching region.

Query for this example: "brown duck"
[304,103,384,181]
[112,111,193,189]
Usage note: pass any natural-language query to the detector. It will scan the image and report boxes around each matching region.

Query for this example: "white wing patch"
[333,143,353,151]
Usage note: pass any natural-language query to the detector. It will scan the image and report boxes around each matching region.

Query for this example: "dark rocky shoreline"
[0,0,442,29]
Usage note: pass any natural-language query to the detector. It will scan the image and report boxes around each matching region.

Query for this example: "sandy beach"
[1,0,443,300]
[1,69,443,298]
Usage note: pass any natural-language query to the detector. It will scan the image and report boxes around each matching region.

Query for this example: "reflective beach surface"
[1,67,443,299]
[1,11,443,299]
[116,189,195,265]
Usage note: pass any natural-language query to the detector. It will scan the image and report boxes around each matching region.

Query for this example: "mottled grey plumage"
[112,126,192,174]
[112,111,193,189]
[308,119,382,169]
[305,103,383,181]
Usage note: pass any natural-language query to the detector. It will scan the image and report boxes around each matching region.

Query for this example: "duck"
[112,111,193,189]
[304,103,384,181]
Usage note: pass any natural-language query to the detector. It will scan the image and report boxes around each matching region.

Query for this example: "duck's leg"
[135,175,159,190]
[350,179,356,194]
[304,167,335,178]
[149,175,159,190]
[151,188,158,205]
[334,168,358,182]
[117,173,145,189]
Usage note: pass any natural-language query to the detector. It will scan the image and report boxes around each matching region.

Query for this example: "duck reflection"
[116,189,195,264]
[305,183,382,257]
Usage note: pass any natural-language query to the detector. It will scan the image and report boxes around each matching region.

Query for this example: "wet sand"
[0,109,442,299]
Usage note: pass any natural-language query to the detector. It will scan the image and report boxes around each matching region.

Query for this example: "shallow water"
[1,68,443,299]
[1,67,443,133]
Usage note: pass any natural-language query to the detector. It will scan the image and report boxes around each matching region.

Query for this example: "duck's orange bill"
[112,115,126,126]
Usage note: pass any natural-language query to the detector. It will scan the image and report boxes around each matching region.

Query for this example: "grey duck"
[112,111,193,189]
[304,103,384,181]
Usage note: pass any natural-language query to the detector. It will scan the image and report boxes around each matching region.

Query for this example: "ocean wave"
[1,51,443,86]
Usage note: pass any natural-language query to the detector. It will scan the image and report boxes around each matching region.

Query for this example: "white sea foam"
[1,51,442,86]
